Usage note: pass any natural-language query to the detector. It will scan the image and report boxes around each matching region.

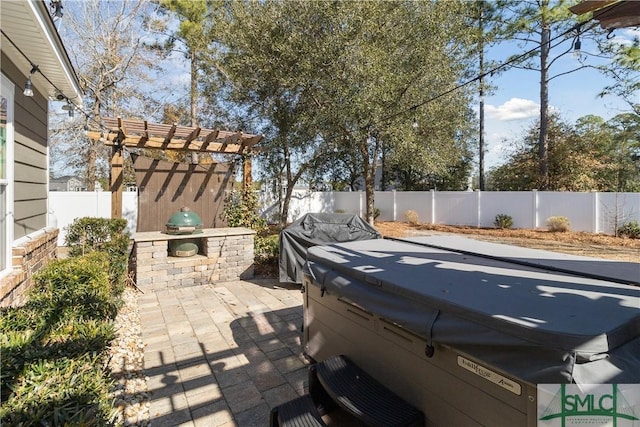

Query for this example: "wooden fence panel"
[134,156,234,232]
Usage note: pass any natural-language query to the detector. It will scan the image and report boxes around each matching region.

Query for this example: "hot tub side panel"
[303,275,538,427]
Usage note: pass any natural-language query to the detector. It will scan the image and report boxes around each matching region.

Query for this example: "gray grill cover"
[305,238,640,384]
[279,213,381,283]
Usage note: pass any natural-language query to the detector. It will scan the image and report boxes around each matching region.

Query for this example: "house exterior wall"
[0,52,56,306]
[2,53,50,239]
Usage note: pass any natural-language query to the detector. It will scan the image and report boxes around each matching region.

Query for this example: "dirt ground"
[374,222,640,263]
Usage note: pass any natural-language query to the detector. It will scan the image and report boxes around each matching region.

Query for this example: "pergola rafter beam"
[89,117,263,155]
[201,129,219,152]
[163,123,177,149]
[87,132,258,154]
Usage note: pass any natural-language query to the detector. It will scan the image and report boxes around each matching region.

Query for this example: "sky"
[481,26,640,170]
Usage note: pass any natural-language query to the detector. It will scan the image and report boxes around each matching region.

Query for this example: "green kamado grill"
[165,207,203,257]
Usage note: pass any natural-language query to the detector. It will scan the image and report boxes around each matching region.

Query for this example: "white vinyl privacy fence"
[49,190,640,245]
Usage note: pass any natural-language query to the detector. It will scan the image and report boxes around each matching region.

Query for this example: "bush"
[221,189,266,232]
[547,216,571,232]
[373,207,381,220]
[494,214,513,229]
[1,250,121,424]
[617,220,640,239]
[222,189,276,268]
[255,234,279,265]
[64,217,130,290]
[405,210,419,225]
[0,355,117,426]
[29,252,118,320]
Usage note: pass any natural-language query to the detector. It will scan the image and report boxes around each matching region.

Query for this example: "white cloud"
[485,98,539,121]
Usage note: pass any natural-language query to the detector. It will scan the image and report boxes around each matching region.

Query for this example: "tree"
[598,39,640,116]
[499,0,601,190]
[52,0,162,187]
[149,0,214,127]
[604,113,640,191]
[467,1,504,190]
[487,112,640,191]
[211,0,476,225]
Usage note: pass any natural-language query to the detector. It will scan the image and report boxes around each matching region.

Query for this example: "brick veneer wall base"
[0,228,59,307]
[132,228,255,292]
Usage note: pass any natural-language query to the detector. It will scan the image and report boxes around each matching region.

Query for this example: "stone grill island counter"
[302,238,640,427]
[132,227,255,291]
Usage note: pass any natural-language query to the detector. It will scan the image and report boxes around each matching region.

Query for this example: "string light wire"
[1,3,615,137]
[376,19,601,127]
[0,28,102,130]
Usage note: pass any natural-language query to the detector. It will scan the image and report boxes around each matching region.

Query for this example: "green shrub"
[255,234,279,265]
[29,252,117,320]
[1,314,114,402]
[405,210,419,225]
[2,219,126,425]
[221,189,266,232]
[0,355,117,426]
[64,217,130,291]
[373,207,381,220]
[1,251,120,417]
[494,214,513,229]
[617,220,640,239]
[546,216,571,232]
[221,189,274,265]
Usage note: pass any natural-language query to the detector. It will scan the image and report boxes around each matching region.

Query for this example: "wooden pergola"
[87,117,263,218]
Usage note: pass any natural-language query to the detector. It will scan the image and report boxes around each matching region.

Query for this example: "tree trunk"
[478,6,485,191]
[281,183,293,229]
[280,145,292,229]
[363,132,380,226]
[190,50,198,127]
[86,97,101,191]
[538,4,550,190]
[365,160,375,225]
[87,143,97,191]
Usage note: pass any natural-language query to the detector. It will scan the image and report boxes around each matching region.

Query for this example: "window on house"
[1,75,14,278]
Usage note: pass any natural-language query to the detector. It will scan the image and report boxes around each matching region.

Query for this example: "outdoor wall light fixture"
[23,66,38,97]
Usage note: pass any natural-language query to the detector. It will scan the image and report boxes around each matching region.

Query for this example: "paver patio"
[139,278,310,426]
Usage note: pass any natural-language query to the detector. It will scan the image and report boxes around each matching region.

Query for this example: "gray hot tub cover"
[305,238,640,385]
[279,213,381,283]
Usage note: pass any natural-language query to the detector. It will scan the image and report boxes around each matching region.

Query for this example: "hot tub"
[302,238,640,426]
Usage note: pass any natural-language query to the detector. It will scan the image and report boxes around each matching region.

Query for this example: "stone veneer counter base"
[132,227,255,292]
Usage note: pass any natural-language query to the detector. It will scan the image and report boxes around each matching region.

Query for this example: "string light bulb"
[23,77,34,97]
[61,101,74,117]
[23,66,38,97]
[572,36,582,59]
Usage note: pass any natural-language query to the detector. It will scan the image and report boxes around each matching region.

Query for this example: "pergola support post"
[242,154,252,191]
[110,145,123,218]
